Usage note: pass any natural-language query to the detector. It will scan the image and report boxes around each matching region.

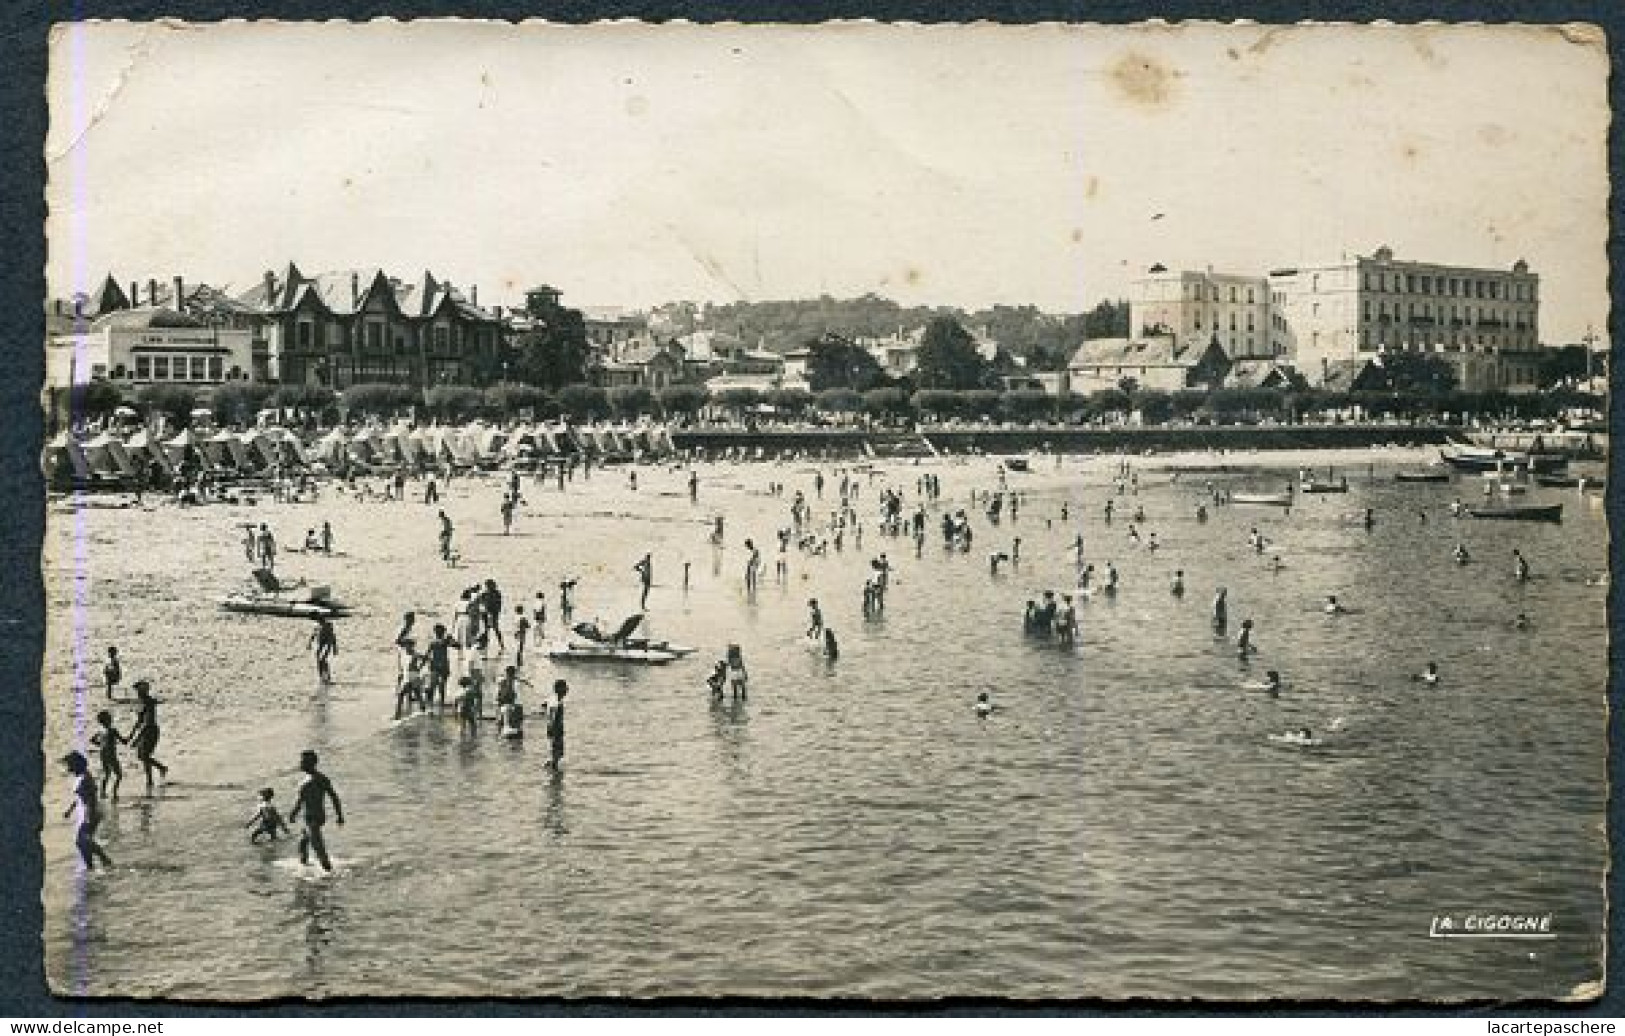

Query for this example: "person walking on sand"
[288,750,345,873]
[128,680,169,791]
[634,553,654,610]
[438,510,455,565]
[308,615,338,684]
[60,752,112,870]
[256,523,278,572]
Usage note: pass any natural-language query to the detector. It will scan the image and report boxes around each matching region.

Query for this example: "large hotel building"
[1128,246,1543,391]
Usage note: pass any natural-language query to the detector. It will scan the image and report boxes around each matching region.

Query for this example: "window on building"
[153,356,169,380]
[90,364,107,380]
[1194,314,1202,330]
[1247,288,1255,304]
[190,356,207,380]
[367,323,383,350]
[1312,275,1320,291]
[1406,275,1415,292]
[1247,314,1255,331]
[135,357,151,380]
[297,322,313,347]
[434,326,449,350]
[395,335,406,354]
[1229,287,1237,303]
[208,356,224,380]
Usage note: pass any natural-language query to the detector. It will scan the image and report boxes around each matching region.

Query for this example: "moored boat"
[1465,503,1563,523]
[1396,470,1451,483]
[1298,479,1348,494]
[1232,492,1294,507]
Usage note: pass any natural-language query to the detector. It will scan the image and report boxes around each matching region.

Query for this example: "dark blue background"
[2,0,1619,1016]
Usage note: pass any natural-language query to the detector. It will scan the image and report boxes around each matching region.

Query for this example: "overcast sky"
[47,20,1610,342]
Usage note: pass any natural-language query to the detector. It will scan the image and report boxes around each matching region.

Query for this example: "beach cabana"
[124,430,173,476]
[43,432,90,482]
[81,432,138,477]
[214,430,255,471]
[162,428,206,471]
[313,428,349,468]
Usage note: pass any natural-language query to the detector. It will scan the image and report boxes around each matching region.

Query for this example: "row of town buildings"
[45,246,1549,404]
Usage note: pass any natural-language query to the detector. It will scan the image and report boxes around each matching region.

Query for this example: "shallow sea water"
[40,448,1608,1000]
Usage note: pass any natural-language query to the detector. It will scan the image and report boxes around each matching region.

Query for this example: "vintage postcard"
[41,20,1609,1001]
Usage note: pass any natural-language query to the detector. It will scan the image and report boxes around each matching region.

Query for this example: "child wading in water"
[103,646,122,700]
[91,710,126,801]
[247,788,290,843]
[61,752,113,870]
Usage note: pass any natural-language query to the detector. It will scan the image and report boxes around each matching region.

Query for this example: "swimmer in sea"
[974,691,996,717]
[246,787,290,843]
[1513,612,1532,630]
[1453,543,1471,565]
[1324,595,1347,615]
[1413,661,1440,685]
[1170,570,1185,597]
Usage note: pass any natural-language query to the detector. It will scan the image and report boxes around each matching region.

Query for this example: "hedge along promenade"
[670,423,1457,454]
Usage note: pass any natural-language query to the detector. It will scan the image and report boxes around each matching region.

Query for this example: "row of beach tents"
[44,421,679,484]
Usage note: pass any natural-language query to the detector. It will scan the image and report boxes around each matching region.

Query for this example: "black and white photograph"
[39,20,1610,1001]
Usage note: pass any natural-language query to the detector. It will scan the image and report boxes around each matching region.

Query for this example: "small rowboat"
[1299,480,1348,494]
[1396,470,1451,484]
[220,593,350,619]
[1232,492,1294,507]
[1466,503,1563,523]
[1003,457,1031,473]
[545,640,692,664]
[545,614,696,664]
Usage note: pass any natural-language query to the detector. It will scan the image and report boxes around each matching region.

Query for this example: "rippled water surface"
[41,449,1607,1000]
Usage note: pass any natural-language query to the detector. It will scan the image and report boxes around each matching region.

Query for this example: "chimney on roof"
[471,285,478,307]
[493,305,503,321]
[148,279,159,308]
[264,270,276,306]
[173,276,185,313]
[351,272,360,308]
[130,281,140,306]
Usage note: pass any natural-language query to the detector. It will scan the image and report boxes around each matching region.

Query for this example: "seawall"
[670,424,1456,454]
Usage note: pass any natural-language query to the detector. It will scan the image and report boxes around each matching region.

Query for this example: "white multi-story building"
[1131,266,1275,361]
[1268,246,1541,390]
[46,306,254,392]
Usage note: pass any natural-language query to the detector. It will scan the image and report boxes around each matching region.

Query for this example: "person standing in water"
[634,553,654,611]
[1513,549,1531,583]
[546,680,568,770]
[308,616,338,684]
[61,752,112,870]
[288,750,345,873]
[128,680,169,791]
[1212,587,1228,632]
[743,539,762,595]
